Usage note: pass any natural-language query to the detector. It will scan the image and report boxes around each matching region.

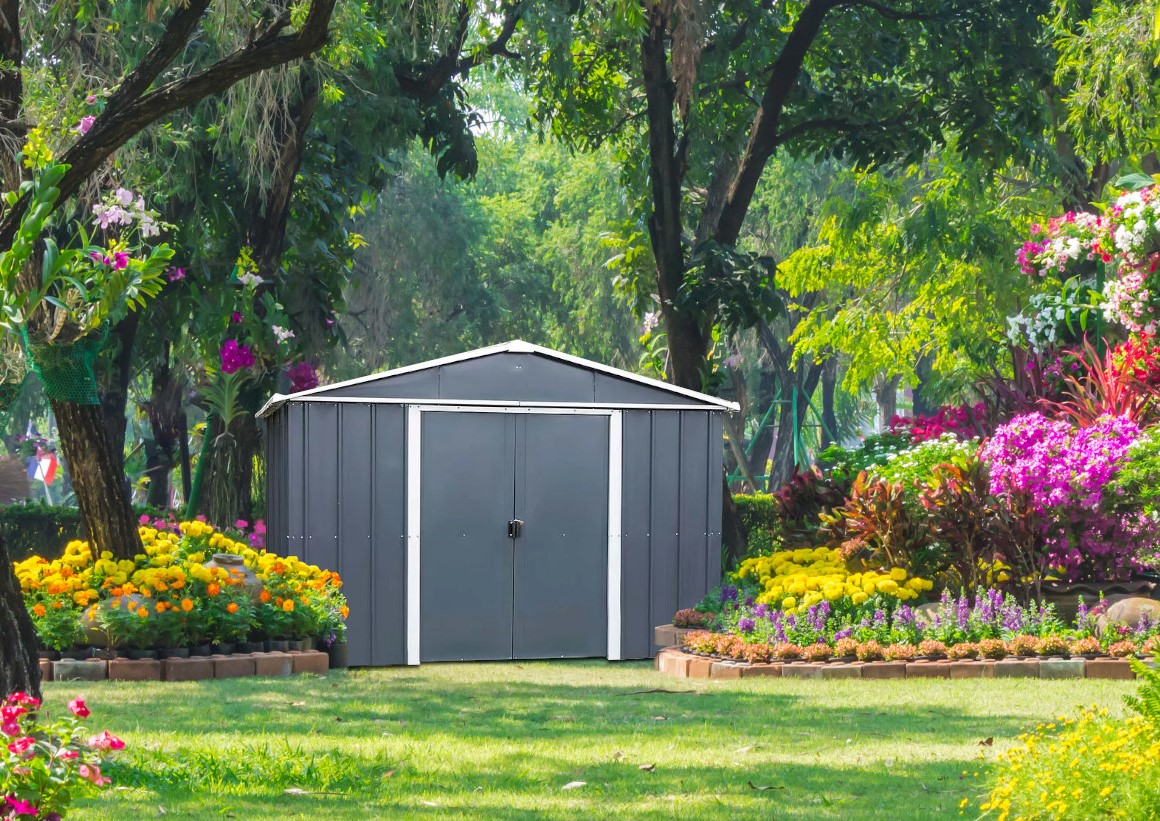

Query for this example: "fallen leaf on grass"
[747,781,784,792]
[611,750,625,761]
[639,764,656,772]
[382,771,396,780]
[421,800,439,807]
[552,715,575,723]
[652,715,668,721]
[735,745,755,754]
[978,737,994,747]
[289,701,306,708]
[562,781,587,790]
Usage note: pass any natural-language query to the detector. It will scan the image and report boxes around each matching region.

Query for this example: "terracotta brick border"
[53,650,338,684]
[654,646,1149,681]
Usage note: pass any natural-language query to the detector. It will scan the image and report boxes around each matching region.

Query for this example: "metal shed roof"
[257,340,738,417]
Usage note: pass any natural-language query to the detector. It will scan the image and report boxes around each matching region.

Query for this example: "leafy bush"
[866,434,978,495]
[0,502,166,561]
[818,431,912,484]
[822,474,941,577]
[0,693,123,819]
[1108,424,1160,516]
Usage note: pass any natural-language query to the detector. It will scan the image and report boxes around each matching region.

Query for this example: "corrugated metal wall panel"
[648,413,681,653]
[707,413,724,590]
[371,405,407,665]
[263,412,281,553]
[594,373,694,406]
[304,404,340,571]
[285,403,306,553]
[678,412,710,609]
[436,353,595,402]
[338,405,374,666]
[620,411,653,659]
[321,369,439,399]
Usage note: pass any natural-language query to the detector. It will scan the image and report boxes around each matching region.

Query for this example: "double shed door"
[419,411,610,662]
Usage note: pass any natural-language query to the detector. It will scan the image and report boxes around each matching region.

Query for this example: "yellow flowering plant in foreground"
[735,546,934,613]
[972,660,1160,820]
[14,520,347,651]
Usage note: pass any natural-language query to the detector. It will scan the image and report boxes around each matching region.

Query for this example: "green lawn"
[43,662,1133,819]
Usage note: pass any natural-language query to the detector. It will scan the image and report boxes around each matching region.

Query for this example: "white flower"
[272,325,295,343]
[238,272,264,287]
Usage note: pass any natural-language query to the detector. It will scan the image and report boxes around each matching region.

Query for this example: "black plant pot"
[210,643,235,656]
[294,638,314,653]
[325,641,349,670]
[38,649,60,661]
[189,644,213,657]
[97,649,124,661]
[266,639,290,653]
[126,648,158,660]
[237,641,264,654]
[159,647,190,660]
[59,647,88,660]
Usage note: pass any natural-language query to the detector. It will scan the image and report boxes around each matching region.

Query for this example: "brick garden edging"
[655,646,1147,681]
[40,650,332,684]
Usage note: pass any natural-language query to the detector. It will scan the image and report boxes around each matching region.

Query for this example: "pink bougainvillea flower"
[76,115,95,135]
[230,311,243,324]
[286,361,319,392]
[4,794,37,816]
[67,697,90,719]
[7,736,35,756]
[86,731,124,752]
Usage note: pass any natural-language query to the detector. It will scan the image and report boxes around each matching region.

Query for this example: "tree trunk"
[203,412,260,526]
[911,355,935,417]
[99,312,140,473]
[875,376,899,432]
[144,349,184,508]
[0,535,40,699]
[820,359,838,449]
[51,399,143,560]
[177,406,192,503]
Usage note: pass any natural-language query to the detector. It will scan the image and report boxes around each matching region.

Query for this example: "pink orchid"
[76,115,95,135]
[112,252,129,270]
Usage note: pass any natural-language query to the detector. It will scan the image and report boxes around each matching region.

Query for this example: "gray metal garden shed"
[258,340,735,667]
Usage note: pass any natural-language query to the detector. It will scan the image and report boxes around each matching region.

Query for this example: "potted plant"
[28,597,82,660]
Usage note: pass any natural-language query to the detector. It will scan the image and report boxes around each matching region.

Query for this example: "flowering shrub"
[1017,212,1111,279]
[672,608,714,629]
[1,694,123,819]
[889,402,986,443]
[734,546,933,611]
[866,433,979,493]
[980,412,1142,581]
[14,520,347,651]
[818,431,913,483]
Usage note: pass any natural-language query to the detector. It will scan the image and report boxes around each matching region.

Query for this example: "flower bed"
[14,519,348,659]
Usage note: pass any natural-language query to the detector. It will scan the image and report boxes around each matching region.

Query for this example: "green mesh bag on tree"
[21,325,108,405]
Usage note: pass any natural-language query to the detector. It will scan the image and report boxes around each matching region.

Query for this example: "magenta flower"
[77,764,110,786]
[112,252,129,270]
[286,361,319,392]
[76,115,95,135]
[85,93,98,105]
[7,736,35,756]
[219,340,255,374]
[230,312,243,324]
[168,267,186,283]
[67,698,90,719]
[4,795,37,816]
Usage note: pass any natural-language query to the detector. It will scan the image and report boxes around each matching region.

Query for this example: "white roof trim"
[257,340,738,417]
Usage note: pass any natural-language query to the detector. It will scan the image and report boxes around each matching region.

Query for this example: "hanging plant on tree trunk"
[0,169,174,561]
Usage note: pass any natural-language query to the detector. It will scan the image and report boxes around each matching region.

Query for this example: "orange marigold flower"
[339,605,350,619]
[226,602,239,614]
[282,599,295,612]
[259,590,271,603]
[110,586,124,597]
[31,604,46,618]
[51,600,63,609]
[207,583,220,597]
[137,607,149,618]
[181,598,194,612]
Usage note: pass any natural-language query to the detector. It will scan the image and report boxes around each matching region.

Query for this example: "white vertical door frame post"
[607,410,623,661]
[405,405,422,666]
[404,405,624,665]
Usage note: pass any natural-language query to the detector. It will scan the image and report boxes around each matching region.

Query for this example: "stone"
[1085,658,1135,680]
[687,657,715,679]
[108,659,162,682]
[53,660,107,682]
[291,651,330,676]
[710,661,744,679]
[821,663,862,680]
[38,658,52,683]
[741,662,783,678]
[254,652,294,678]
[994,658,1040,678]
[861,661,907,680]
[1104,596,1160,628]
[162,657,214,682]
[781,663,824,680]
[949,661,994,679]
[1039,658,1085,679]
[906,661,951,679]
[214,654,257,679]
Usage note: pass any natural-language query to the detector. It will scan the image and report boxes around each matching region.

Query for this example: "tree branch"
[0,0,338,251]
[105,0,212,108]
[836,0,933,21]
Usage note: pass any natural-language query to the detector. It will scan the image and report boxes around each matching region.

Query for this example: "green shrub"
[0,502,166,560]
[818,431,912,483]
[866,434,978,495]
[732,494,778,533]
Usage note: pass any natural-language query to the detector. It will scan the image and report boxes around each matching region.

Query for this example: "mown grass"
[42,661,1134,819]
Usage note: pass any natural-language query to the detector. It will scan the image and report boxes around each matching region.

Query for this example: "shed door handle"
[508,519,524,539]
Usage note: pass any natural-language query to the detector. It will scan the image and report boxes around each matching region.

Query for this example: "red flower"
[68,697,90,719]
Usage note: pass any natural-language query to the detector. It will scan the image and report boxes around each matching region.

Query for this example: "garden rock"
[53,659,107,681]
[1103,596,1160,628]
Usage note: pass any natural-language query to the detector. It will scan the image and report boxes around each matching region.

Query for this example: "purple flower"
[720,585,738,603]
[286,361,320,392]
[738,617,755,633]
[168,267,186,282]
[220,339,254,374]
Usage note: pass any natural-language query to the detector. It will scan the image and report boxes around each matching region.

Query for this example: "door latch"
[508,519,524,539]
